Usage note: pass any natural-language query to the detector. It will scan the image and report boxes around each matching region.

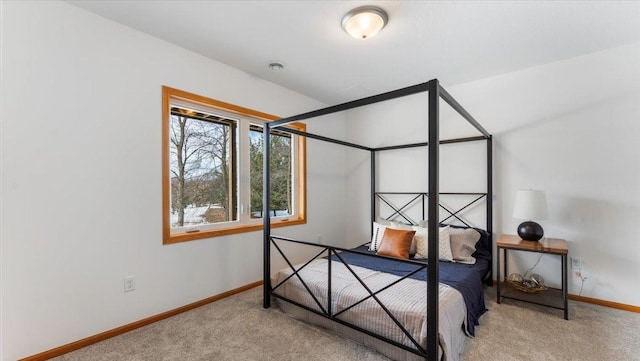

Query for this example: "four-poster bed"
[262,79,492,361]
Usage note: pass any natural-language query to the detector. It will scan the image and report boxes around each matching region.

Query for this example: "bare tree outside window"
[169,107,236,227]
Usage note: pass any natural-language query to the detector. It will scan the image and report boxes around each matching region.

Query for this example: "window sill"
[163,217,306,245]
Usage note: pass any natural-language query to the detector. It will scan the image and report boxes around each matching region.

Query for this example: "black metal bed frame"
[376,192,488,229]
[263,79,492,361]
[270,235,432,355]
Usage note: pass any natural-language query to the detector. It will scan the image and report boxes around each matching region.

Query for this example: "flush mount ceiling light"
[341,6,388,40]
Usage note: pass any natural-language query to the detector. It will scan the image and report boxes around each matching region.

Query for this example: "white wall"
[448,43,640,305]
[345,43,640,306]
[0,1,346,360]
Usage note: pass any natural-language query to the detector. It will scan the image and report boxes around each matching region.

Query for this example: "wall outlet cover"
[571,257,581,269]
[124,275,136,292]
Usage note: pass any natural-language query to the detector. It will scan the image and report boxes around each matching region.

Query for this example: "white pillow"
[368,221,388,251]
[411,225,427,257]
[414,226,453,261]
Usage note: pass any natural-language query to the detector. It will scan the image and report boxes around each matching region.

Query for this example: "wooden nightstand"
[496,234,569,320]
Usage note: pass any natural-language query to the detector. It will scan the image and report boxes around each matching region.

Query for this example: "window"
[162,86,306,244]
[250,125,293,219]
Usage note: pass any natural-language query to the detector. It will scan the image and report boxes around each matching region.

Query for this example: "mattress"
[337,246,489,336]
[271,259,469,361]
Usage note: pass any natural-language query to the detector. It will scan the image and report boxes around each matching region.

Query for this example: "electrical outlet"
[124,275,136,292]
[571,257,581,270]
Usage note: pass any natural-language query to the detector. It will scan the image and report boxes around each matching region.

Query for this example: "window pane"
[249,126,292,218]
[169,107,237,227]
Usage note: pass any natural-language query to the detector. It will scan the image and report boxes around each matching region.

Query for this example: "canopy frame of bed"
[262,78,492,361]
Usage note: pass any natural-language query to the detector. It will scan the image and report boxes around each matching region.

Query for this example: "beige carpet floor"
[54,286,640,361]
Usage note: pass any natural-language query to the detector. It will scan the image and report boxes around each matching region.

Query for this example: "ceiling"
[68,1,640,105]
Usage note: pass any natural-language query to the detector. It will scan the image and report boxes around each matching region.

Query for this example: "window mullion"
[238,117,252,223]
[291,135,298,216]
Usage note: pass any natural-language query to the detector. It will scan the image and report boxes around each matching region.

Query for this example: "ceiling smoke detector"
[268,61,285,71]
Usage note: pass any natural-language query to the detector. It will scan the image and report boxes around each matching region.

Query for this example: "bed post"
[486,135,493,285]
[427,79,440,361]
[263,123,272,309]
[371,150,376,235]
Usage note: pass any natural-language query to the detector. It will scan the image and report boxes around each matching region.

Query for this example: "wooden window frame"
[162,86,306,244]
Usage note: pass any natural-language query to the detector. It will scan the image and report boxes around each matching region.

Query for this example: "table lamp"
[512,189,548,242]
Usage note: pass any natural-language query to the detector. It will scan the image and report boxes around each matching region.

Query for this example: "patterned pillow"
[414,226,453,261]
[411,225,427,256]
[368,221,388,251]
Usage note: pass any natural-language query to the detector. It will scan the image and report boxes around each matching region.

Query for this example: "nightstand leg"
[496,247,501,304]
[504,249,509,280]
[562,254,568,320]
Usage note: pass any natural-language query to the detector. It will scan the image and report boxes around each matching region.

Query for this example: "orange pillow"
[376,228,416,259]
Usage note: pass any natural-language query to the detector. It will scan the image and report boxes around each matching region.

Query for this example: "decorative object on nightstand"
[507,272,548,293]
[512,189,548,242]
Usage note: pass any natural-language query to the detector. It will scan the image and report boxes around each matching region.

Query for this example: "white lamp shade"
[512,190,548,220]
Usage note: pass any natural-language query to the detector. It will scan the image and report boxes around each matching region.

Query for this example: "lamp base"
[517,221,544,242]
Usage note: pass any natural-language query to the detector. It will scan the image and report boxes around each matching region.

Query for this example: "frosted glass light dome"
[342,6,388,40]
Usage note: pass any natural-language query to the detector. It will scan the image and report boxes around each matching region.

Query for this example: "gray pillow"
[449,227,480,264]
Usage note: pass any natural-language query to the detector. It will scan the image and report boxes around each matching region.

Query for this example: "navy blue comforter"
[332,238,490,336]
